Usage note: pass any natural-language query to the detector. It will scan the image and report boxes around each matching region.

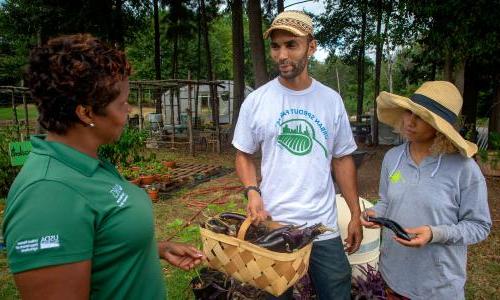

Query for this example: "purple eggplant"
[219,212,247,221]
[255,236,292,253]
[253,225,294,243]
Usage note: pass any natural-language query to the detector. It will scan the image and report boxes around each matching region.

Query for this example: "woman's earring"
[89,123,95,128]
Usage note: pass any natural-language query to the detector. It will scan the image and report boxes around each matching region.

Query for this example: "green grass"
[0,106,38,121]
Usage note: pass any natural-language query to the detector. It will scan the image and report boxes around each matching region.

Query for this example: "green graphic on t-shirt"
[277,119,328,157]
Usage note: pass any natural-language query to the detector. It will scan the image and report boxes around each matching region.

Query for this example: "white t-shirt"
[232,77,357,240]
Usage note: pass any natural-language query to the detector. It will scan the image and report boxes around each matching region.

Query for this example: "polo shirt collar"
[403,142,439,167]
[30,135,100,176]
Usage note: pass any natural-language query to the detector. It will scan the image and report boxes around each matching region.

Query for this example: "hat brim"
[377,91,477,157]
[263,25,308,39]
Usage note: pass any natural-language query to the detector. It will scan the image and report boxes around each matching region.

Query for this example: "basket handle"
[236,217,253,240]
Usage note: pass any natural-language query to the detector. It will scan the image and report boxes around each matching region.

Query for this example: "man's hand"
[393,226,432,248]
[246,191,269,224]
[159,241,205,270]
[345,215,363,254]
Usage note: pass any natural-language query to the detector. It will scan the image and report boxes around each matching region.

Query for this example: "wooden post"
[213,82,221,153]
[12,90,20,140]
[170,87,175,148]
[187,72,194,156]
[138,84,143,130]
[22,92,29,138]
[176,87,181,125]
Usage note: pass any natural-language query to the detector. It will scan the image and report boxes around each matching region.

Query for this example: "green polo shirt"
[3,135,166,299]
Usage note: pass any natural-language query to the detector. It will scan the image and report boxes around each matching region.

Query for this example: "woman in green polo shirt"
[3,34,204,299]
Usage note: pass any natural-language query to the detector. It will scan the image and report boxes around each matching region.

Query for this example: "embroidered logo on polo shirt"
[110,184,129,207]
[40,234,60,249]
[390,170,404,183]
[15,234,60,254]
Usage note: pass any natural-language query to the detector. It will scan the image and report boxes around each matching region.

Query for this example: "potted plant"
[139,164,158,184]
[162,160,176,169]
[121,169,141,185]
[477,131,500,177]
[145,185,159,202]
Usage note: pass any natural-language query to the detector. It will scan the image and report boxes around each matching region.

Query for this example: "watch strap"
[244,186,261,199]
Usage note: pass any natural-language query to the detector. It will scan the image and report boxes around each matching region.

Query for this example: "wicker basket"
[200,217,312,296]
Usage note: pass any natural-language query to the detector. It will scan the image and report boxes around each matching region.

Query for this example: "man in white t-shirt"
[232,11,362,300]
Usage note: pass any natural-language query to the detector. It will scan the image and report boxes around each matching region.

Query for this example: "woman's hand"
[360,209,380,229]
[159,241,205,270]
[393,225,433,248]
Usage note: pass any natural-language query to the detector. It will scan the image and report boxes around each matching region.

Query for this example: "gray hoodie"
[372,143,491,300]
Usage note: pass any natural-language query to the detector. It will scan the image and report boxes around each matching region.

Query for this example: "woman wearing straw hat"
[361,81,491,299]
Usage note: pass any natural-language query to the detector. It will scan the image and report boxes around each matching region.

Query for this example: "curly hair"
[429,131,459,155]
[26,34,131,134]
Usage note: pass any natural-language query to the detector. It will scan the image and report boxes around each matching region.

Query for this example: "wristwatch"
[244,185,261,199]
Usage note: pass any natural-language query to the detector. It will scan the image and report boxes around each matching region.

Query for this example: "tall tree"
[200,0,221,151]
[247,0,268,88]
[153,0,162,113]
[163,0,196,79]
[231,0,245,135]
[317,0,374,121]
[356,0,367,122]
[372,0,383,145]
[277,0,284,13]
[408,0,500,135]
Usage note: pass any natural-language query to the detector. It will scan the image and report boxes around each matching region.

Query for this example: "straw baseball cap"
[377,81,478,157]
[263,10,313,39]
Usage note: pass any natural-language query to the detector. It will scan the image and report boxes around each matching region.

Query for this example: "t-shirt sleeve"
[331,100,357,158]
[232,95,259,154]
[4,181,94,273]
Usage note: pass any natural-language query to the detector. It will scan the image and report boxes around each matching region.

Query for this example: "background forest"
[1,0,499,140]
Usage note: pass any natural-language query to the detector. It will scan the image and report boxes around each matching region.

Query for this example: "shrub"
[0,127,21,197]
[98,127,147,165]
[351,264,386,300]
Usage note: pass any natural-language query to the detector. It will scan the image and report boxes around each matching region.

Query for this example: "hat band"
[410,93,458,125]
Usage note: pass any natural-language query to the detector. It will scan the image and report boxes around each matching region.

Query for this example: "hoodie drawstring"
[431,154,443,178]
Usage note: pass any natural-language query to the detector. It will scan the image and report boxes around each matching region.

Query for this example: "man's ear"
[75,105,94,126]
[308,39,317,57]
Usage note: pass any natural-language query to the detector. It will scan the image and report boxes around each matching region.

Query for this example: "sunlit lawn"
[0,105,38,121]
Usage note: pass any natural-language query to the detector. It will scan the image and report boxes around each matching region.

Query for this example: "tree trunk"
[444,53,453,81]
[195,7,202,128]
[200,0,221,151]
[356,0,367,123]
[462,59,479,141]
[373,0,383,146]
[489,72,500,135]
[248,0,268,88]
[430,61,436,81]
[231,0,245,137]
[172,28,181,124]
[111,0,124,48]
[153,0,162,113]
[454,60,465,95]
[171,29,179,79]
[277,0,284,13]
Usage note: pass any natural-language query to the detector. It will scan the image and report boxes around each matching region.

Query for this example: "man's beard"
[276,50,308,80]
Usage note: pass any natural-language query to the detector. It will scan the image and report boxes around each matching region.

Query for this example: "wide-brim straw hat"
[263,10,313,39]
[377,81,477,157]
